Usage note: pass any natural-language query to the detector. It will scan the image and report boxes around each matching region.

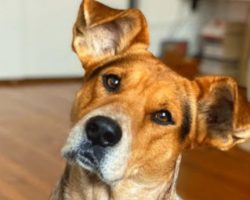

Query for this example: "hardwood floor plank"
[0,155,49,200]
[0,180,27,200]
[0,128,63,185]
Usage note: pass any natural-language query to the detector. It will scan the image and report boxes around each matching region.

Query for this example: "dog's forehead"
[104,53,186,90]
[95,53,182,80]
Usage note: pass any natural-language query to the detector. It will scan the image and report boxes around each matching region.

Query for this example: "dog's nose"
[85,116,122,147]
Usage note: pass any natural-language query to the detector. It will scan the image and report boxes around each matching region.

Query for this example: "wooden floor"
[0,81,249,200]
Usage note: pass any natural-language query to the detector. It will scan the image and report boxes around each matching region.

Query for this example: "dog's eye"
[102,74,121,92]
[151,110,174,126]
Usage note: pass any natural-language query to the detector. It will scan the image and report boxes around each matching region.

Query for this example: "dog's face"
[63,54,192,183]
[63,0,250,185]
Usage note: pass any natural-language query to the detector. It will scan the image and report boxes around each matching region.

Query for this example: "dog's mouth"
[63,141,106,175]
[77,151,98,171]
[64,148,101,175]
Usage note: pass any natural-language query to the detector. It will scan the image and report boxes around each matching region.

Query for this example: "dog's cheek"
[129,125,182,179]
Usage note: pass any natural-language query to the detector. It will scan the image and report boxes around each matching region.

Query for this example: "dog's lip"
[78,151,98,169]
[80,151,97,164]
[78,156,95,169]
[77,152,123,184]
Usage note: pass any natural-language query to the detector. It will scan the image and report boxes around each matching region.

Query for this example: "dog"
[50,0,250,199]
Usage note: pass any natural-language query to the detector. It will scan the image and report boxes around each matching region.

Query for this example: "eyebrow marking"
[181,102,192,140]
[86,58,125,80]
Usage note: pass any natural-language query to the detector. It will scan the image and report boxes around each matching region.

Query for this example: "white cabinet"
[0,0,127,80]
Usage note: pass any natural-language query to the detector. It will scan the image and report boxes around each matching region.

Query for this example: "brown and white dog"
[50,0,250,199]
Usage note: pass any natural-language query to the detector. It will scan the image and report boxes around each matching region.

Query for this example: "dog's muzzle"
[76,116,122,172]
[62,106,131,183]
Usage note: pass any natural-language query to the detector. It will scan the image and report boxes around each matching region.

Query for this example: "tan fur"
[51,1,250,199]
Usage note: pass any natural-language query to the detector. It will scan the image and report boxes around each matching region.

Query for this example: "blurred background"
[0,0,250,199]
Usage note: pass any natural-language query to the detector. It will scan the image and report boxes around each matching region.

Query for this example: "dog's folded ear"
[72,0,149,70]
[191,76,250,150]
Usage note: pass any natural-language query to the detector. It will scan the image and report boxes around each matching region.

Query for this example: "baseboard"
[0,77,82,86]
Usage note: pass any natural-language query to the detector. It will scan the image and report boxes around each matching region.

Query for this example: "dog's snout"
[85,116,122,147]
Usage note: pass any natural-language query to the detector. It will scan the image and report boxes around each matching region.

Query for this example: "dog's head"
[63,0,250,184]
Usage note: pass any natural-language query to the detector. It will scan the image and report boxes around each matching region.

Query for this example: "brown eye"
[102,74,121,92]
[151,110,174,126]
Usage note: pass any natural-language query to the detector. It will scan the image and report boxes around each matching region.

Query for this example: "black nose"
[85,116,122,147]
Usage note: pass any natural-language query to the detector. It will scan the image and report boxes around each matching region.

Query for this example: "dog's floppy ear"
[72,0,149,70]
[191,76,250,150]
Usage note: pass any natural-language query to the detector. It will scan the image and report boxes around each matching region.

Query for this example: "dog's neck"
[52,156,182,200]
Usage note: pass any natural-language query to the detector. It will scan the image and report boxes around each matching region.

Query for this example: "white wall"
[22,0,83,78]
[1,0,245,80]
[0,1,23,79]
[0,0,127,80]
[22,0,128,78]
